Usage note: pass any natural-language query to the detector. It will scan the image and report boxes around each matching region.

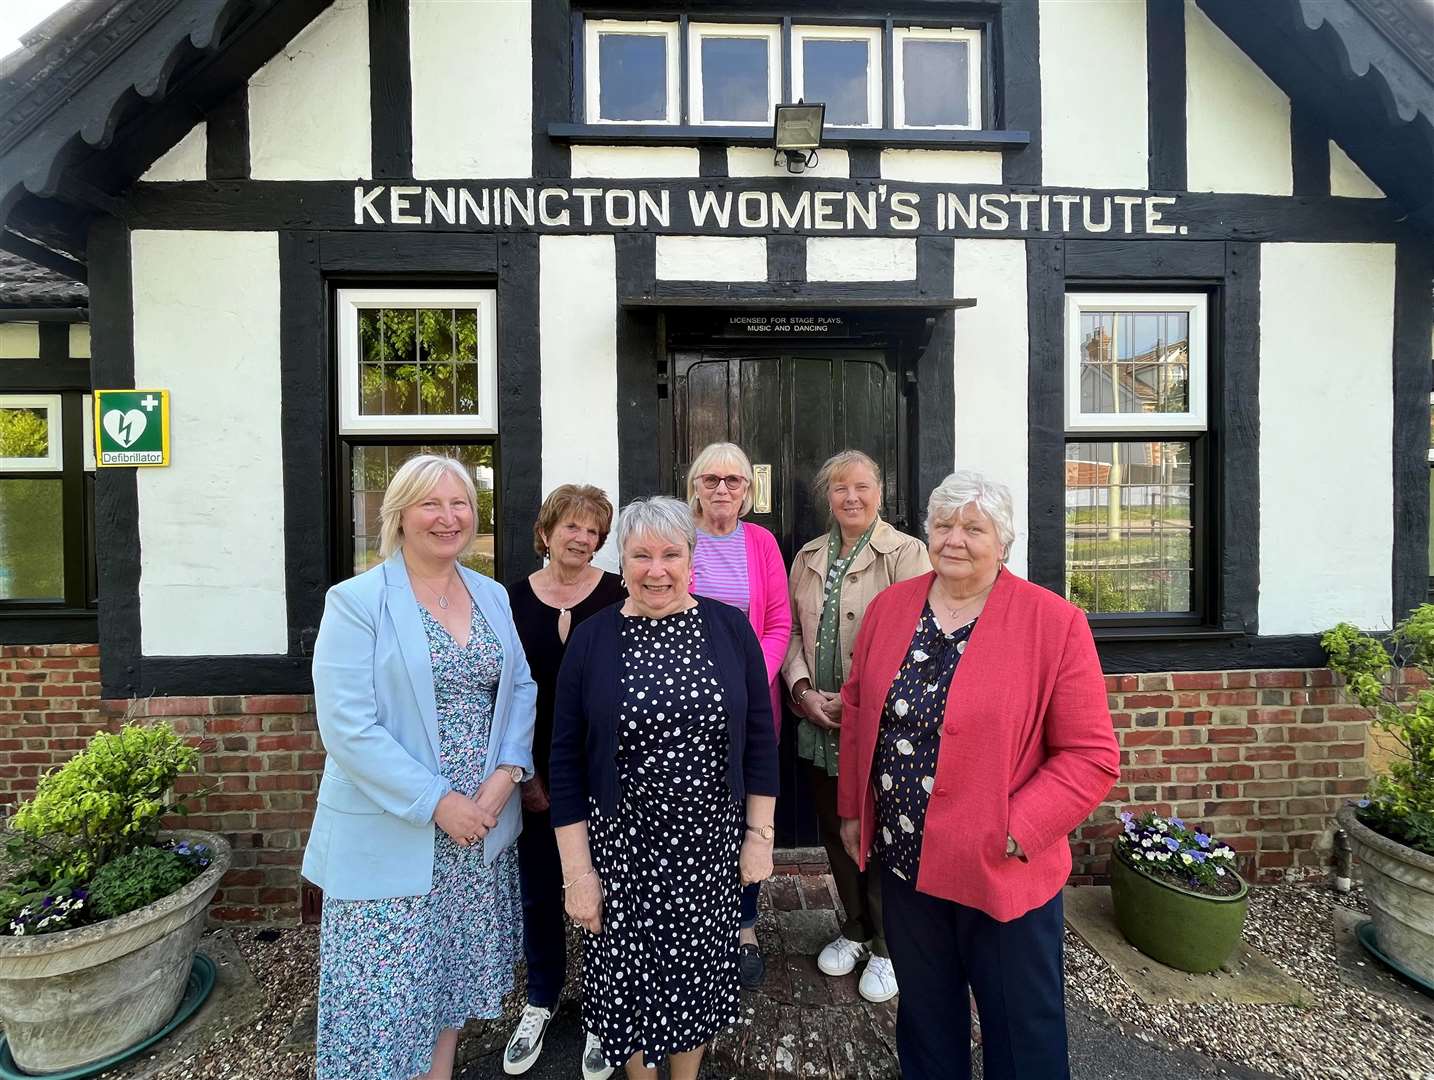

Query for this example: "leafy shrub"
[89,841,210,920]
[1323,610,1434,857]
[11,723,199,881]
[1115,811,1240,894]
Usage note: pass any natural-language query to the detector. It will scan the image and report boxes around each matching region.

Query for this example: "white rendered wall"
[1259,243,1395,634]
[141,122,205,181]
[411,0,531,178]
[570,146,700,179]
[807,238,916,282]
[1186,2,1291,195]
[131,231,288,655]
[0,324,39,358]
[655,236,767,281]
[539,236,621,571]
[249,0,370,180]
[953,240,1028,578]
[1039,0,1147,188]
[1330,142,1385,198]
[880,150,1002,185]
[68,325,90,359]
[727,147,851,178]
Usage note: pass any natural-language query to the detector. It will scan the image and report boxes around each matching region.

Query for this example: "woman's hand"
[795,681,842,730]
[740,834,775,886]
[434,792,497,847]
[564,871,603,934]
[473,769,518,826]
[839,817,862,864]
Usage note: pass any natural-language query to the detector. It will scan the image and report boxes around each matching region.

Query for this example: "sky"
[0,0,72,62]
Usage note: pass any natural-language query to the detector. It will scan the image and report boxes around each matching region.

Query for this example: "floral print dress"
[316,602,522,1080]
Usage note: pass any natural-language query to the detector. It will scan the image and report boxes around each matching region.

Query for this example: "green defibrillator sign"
[94,389,171,467]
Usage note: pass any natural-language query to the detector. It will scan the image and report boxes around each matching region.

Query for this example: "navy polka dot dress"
[583,606,742,1067]
[872,603,975,882]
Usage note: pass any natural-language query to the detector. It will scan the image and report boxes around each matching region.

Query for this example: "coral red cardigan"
[838,569,1119,922]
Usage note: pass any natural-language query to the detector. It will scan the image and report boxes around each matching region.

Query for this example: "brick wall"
[1070,669,1371,885]
[3,648,1380,922]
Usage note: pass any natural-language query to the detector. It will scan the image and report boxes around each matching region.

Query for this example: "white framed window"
[82,393,95,472]
[791,25,882,128]
[0,394,63,471]
[336,288,498,436]
[892,26,982,130]
[1064,293,1208,433]
[584,19,680,124]
[689,22,781,125]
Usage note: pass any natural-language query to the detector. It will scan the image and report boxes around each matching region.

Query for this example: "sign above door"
[719,314,851,339]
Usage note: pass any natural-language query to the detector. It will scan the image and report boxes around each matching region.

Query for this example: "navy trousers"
[882,869,1069,1080]
[517,807,567,1008]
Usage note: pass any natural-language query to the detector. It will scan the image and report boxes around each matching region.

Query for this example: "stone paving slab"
[101,931,265,1080]
[1330,904,1434,1022]
[1063,886,1308,1006]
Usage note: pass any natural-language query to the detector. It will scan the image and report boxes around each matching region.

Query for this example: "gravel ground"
[1064,884,1434,1080]
[119,883,1433,1080]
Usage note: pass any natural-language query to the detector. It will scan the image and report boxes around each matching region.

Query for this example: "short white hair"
[687,442,755,517]
[615,495,696,556]
[379,454,479,558]
[925,470,1016,557]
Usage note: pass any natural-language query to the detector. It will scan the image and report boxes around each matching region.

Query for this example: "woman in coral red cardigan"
[837,471,1119,1080]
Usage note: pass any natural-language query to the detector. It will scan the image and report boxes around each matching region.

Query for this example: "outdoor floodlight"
[773,102,825,174]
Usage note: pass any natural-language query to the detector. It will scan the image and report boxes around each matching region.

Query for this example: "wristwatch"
[747,823,776,841]
[498,764,525,784]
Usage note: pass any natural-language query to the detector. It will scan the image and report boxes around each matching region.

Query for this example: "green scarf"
[797,520,877,777]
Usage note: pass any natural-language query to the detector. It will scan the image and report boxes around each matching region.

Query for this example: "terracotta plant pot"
[1337,804,1434,985]
[1109,849,1249,974]
[0,830,231,1073]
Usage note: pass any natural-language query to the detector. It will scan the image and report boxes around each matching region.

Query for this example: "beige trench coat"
[781,519,930,699]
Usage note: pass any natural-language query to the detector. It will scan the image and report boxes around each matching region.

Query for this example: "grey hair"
[614,495,697,557]
[925,470,1017,558]
[687,441,755,517]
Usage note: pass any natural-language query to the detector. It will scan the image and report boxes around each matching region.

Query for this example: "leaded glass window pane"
[357,308,481,419]
[1079,311,1191,418]
[0,478,64,601]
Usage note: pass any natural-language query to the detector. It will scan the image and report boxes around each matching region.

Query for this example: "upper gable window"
[893,26,982,129]
[792,25,882,128]
[585,20,680,124]
[688,23,781,125]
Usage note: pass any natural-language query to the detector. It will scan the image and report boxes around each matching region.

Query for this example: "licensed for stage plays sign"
[94,389,170,467]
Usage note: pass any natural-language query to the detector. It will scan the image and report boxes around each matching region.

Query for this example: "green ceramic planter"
[1109,851,1249,974]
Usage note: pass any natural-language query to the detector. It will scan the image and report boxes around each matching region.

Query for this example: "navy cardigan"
[548,598,781,828]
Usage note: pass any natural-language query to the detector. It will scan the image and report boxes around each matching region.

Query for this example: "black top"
[548,598,781,828]
[506,569,627,782]
[872,602,975,883]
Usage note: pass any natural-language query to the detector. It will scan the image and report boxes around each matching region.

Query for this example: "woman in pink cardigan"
[687,441,791,990]
[838,470,1118,1080]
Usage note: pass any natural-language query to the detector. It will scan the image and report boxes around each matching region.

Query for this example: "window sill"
[548,122,1031,152]
[1090,624,1243,644]
[0,608,98,645]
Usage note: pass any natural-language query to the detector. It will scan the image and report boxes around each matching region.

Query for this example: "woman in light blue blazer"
[303,454,537,1080]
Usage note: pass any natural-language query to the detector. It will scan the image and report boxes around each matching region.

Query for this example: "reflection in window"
[1064,441,1193,614]
[800,37,872,126]
[900,37,971,127]
[358,308,481,419]
[0,407,49,459]
[1079,311,1191,416]
[697,33,772,123]
[351,443,496,579]
[597,32,670,121]
[0,478,64,601]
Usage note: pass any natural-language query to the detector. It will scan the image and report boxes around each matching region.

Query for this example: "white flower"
[1141,838,1152,848]
[1181,853,1193,865]
[1216,867,1226,876]
[882,827,893,844]
[956,640,967,654]
[893,699,910,718]
[880,773,893,791]
[895,738,914,756]
[921,776,934,794]
[911,649,930,663]
[898,814,915,833]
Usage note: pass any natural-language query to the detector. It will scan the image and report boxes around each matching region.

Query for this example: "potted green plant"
[0,722,230,1073]
[1324,609,1434,986]
[1109,811,1249,973]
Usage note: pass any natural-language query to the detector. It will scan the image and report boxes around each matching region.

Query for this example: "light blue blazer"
[301,550,537,901]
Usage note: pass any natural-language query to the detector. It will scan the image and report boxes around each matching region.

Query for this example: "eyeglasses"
[698,474,748,491]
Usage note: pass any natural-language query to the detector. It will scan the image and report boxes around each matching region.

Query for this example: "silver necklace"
[417,573,460,610]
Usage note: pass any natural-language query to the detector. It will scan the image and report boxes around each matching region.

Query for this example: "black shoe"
[737,942,766,989]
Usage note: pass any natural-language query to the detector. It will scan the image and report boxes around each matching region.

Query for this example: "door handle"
[752,464,772,514]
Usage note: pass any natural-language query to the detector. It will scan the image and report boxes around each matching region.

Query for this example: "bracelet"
[562,868,595,891]
[797,687,816,702]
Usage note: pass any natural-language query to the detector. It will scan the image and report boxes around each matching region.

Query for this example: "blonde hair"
[686,441,755,518]
[378,454,480,558]
[534,483,615,558]
[813,449,883,515]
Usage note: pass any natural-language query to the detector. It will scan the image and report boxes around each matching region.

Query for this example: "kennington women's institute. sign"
[351,182,1192,237]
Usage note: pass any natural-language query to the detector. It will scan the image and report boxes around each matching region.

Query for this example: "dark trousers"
[809,763,885,955]
[517,807,566,1008]
[740,881,759,929]
[882,868,1069,1080]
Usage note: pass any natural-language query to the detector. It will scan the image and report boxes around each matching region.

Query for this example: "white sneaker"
[503,1005,552,1075]
[859,954,899,1003]
[817,934,870,976]
[582,1030,616,1080]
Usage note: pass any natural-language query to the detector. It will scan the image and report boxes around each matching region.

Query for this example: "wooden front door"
[666,347,910,846]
